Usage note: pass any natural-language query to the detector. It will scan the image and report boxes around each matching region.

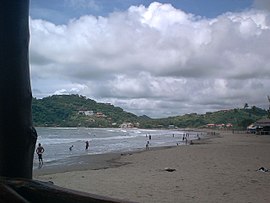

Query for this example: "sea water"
[34,127,203,169]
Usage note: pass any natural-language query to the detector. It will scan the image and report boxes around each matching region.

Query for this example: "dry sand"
[34,131,270,203]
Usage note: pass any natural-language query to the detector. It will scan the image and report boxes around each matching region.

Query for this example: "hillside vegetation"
[32,94,268,129]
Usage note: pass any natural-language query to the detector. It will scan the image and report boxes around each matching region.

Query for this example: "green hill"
[32,94,138,127]
[32,94,268,129]
[147,107,268,129]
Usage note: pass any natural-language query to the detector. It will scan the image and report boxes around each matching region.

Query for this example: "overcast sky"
[29,0,270,118]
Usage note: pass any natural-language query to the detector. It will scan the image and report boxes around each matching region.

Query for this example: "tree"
[0,1,37,178]
[240,118,255,129]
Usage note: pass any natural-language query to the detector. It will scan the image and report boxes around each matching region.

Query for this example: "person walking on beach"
[36,143,44,168]
[146,140,150,150]
[85,141,89,150]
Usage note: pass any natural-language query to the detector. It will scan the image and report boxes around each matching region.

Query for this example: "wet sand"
[34,131,270,203]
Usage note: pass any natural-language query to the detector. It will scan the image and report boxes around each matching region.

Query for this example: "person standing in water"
[36,143,45,168]
[85,141,89,150]
[69,145,74,151]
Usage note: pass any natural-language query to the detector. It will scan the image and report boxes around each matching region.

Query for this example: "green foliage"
[32,94,138,127]
[139,107,267,129]
[32,95,268,129]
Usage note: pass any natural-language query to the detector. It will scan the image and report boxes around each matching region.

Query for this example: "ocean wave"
[91,134,141,141]
[48,127,78,130]
[37,138,86,145]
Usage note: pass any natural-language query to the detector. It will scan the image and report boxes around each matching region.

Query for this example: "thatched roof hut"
[254,118,270,135]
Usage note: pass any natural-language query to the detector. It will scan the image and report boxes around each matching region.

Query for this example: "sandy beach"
[34,131,270,203]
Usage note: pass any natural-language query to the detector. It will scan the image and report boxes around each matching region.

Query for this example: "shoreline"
[33,152,123,176]
[33,130,215,176]
[34,130,270,203]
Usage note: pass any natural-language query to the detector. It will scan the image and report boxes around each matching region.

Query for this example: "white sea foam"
[91,134,142,141]
[38,138,86,145]
[47,127,78,130]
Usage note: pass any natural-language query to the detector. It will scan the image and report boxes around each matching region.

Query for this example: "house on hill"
[78,110,94,116]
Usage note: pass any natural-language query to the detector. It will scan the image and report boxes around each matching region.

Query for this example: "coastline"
[34,130,270,203]
[34,128,210,176]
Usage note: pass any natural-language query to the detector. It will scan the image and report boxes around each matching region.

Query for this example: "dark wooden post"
[0,1,37,178]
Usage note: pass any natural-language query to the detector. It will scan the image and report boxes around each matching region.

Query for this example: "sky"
[29,0,270,118]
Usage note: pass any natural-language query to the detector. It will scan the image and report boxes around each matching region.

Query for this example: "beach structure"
[0,0,37,180]
[0,1,134,202]
[246,124,257,134]
[253,118,270,135]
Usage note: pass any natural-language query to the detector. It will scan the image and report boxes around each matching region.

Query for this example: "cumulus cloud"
[30,2,270,117]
